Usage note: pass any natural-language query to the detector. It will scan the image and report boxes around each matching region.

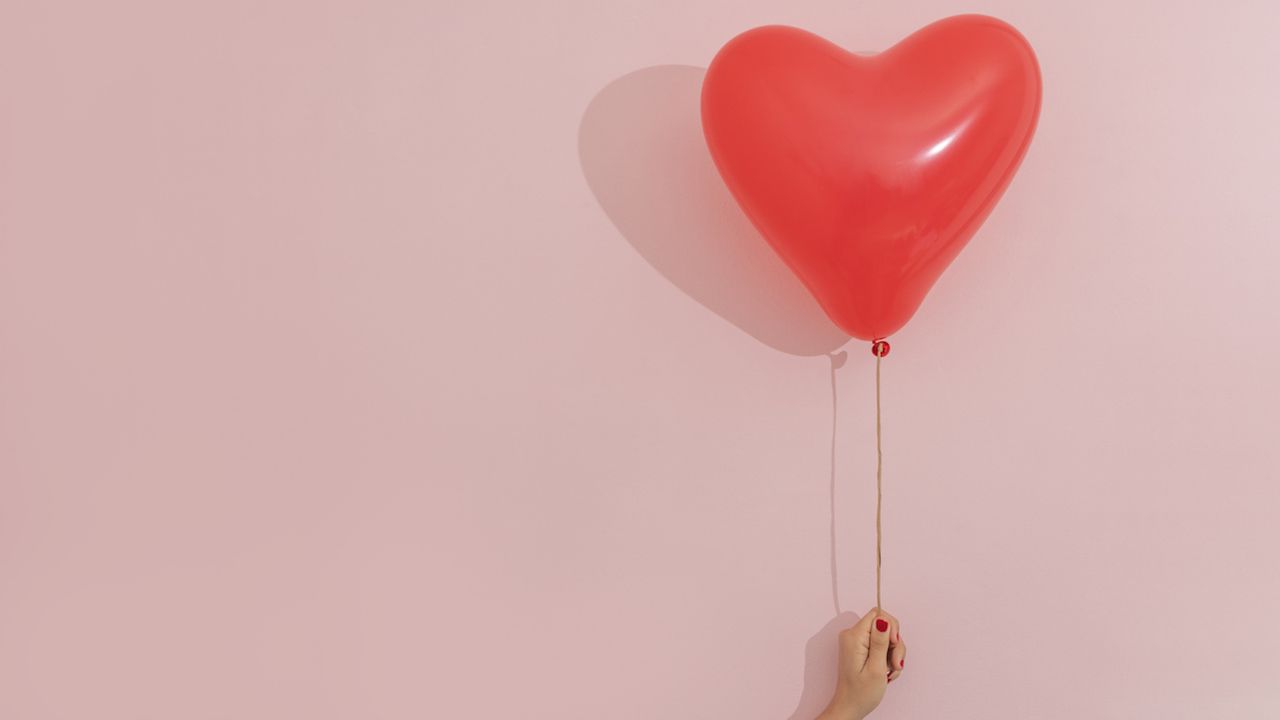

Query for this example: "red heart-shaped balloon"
[701,15,1041,342]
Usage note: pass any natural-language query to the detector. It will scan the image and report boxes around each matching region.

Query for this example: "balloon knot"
[871,340,890,358]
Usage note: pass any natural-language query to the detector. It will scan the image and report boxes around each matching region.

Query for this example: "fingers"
[877,610,906,683]
[839,607,907,683]
[888,631,905,682]
[863,608,893,675]
[837,610,878,672]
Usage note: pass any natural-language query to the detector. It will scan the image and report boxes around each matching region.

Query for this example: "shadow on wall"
[786,611,863,720]
[578,64,849,357]
[579,65,861,719]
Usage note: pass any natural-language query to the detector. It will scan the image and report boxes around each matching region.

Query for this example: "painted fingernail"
[875,619,889,632]
[900,659,905,668]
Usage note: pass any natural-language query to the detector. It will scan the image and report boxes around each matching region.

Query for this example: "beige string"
[874,350,884,610]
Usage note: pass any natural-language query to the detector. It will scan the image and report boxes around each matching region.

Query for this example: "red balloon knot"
[871,340,891,357]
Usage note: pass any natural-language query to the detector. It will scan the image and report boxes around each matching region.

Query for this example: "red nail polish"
[875,619,889,632]
[900,659,905,668]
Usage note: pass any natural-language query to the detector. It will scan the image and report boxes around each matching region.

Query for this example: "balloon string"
[874,350,883,610]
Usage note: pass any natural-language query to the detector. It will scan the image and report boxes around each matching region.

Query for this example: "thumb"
[864,611,892,675]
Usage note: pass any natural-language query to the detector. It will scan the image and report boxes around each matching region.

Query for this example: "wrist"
[817,691,864,720]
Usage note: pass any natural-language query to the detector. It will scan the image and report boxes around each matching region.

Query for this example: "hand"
[817,608,906,720]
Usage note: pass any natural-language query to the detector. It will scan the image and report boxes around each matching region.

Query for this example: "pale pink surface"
[2,1,1278,718]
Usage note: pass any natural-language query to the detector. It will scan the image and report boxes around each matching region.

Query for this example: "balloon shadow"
[580,66,859,715]
[578,65,848,357]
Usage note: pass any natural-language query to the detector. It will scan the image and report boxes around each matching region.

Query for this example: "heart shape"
[701,15,1041,341]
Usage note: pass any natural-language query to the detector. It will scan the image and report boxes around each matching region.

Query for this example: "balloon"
[701,15,1041,342]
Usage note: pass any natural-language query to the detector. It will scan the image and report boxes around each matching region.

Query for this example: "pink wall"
[2,1,1278,718]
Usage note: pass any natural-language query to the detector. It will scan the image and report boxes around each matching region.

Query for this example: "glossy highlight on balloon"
[701,15,1042,341]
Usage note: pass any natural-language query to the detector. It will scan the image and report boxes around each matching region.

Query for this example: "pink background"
[2,1,1278,718]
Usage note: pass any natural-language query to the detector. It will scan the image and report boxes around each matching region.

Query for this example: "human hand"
[817,608,905,720]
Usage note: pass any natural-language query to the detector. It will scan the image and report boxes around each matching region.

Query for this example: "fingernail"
[900,659,905,668]
[875,619,889,632]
